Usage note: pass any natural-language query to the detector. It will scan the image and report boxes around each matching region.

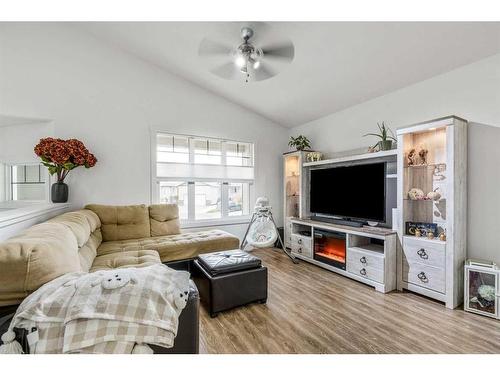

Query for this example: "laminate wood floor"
[198,248,500,354]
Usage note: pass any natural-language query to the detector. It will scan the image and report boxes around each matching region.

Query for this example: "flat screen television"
[309,162,386,223]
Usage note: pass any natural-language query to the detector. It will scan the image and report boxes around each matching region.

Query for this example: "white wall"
[0,122,54,164]
[290,53,500,156]
[0,23,288,238]
[289,54,500,263]
[468,123,500,264]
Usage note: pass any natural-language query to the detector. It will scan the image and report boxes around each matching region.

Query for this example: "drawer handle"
[417,248,428,259]
[298,247,302,254]
[417,272,428,283]
[360,268,367,276]
[360,256,367,264]
[298,238,302,245]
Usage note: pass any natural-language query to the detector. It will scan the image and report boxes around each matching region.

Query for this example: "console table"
[290,218,397,293]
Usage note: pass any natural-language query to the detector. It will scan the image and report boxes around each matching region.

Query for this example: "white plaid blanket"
[1,264,190,354]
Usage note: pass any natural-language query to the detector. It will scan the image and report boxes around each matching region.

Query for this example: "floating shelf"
[303,149,397,167]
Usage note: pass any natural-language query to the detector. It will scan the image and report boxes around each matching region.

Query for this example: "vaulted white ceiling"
[79,22,500,128]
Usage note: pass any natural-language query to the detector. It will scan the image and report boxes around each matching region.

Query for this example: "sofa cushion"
[149,204,181,237]
[85,204,151,242]
[48,209,100,246]
[96,229,240,263]
[0,222,80,306]
[48,209,102,272]
[78,230,103,272]
[90,249,161,272]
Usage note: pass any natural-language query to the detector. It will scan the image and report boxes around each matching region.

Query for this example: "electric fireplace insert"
[313,229,346,269]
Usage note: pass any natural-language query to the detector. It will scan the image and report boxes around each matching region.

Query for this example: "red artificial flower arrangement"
[34,138,97,182]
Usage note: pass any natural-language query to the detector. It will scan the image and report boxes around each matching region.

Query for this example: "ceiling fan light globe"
[235,55,246,68]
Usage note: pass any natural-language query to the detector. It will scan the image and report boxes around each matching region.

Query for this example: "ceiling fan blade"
[211,62,243,81]
[252,63,278,81]
[199,38,234,57]
[261,41,295,63]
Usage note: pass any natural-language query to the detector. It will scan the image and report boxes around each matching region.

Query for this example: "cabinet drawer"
[403,237,446,268]
[403,262,445,293]
[291,242,312,258]
[347,261,384,283]
[292,234,312,250]
[347,247,384,271]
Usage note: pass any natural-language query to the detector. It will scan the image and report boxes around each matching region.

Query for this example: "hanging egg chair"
[246,215,278,248]
[240,197,297,263]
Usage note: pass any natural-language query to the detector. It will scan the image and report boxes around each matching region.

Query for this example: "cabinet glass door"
[466,268,497,317]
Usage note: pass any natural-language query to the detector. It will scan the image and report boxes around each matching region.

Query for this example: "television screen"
[309,162,386,222]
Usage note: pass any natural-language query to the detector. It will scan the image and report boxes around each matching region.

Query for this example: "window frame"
[151,131,254,228]
[1,162,50,203]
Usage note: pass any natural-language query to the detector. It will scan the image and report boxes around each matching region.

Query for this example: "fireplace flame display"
[314,230,346,269]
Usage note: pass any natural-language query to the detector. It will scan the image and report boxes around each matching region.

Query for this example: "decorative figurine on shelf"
[439,231,447,241]
[407,146,429,166]
[427,231,435,240]
[470,285,496,309]
[407,148,417,166]
[427,188,442,201]
[306,152,323,162]
[408,188,425,200]
[406,222,439,237]
[433,163,447,181]
[418,147,429,165]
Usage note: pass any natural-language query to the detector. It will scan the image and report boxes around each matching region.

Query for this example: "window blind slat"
[157,163,254,180]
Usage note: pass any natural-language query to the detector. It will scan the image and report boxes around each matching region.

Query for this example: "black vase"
[51,181,69,203]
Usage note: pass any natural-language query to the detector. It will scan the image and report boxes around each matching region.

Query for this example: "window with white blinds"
[153,132,254,224]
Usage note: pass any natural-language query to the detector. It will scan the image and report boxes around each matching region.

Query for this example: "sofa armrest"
[151,279,200,354]
[0,281,200,354]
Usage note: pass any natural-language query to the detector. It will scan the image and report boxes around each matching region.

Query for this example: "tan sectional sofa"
[0,204,239,307]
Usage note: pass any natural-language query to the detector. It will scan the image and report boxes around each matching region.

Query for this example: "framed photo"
[405,221,438,237]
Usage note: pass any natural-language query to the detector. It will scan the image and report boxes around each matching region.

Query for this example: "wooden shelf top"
[303,149,397,167]
[291,217,396,239]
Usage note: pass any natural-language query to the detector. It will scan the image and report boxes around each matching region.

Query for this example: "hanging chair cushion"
[246,220,278,248]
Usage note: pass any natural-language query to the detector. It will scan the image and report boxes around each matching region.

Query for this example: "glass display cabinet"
[464,260,499,319]
[283,151,308,250]
[396,116,467,309]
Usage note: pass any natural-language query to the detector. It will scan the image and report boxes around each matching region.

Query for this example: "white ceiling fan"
[198,24,294,83]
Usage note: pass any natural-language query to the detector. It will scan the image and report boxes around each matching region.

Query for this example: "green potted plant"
[364,122,397,151]
[288,135,311,151]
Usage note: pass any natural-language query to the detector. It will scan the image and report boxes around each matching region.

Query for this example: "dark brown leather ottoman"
[192,249,268,318]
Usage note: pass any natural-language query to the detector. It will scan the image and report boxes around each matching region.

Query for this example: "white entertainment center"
[283,116,467,307]
[283,148,398,293]
[289,218,397,293]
